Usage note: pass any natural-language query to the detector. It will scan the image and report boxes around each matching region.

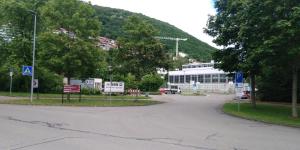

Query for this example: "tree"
[0,0,49,92]
[258,0,300,117]
[139,74,164,92]
[205,0,263,107]
[206,0,300,116]
[116,15,169,80]
[123,73,138,90]
[39,0,103,84]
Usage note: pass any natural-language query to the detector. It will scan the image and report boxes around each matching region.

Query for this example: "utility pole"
[109,65,112,105]
[29,10,37,103]
[108,54,112,105]
[154,36,187,58]
[9,68,13,96]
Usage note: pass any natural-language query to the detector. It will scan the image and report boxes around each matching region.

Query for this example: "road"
[0,94,299,150]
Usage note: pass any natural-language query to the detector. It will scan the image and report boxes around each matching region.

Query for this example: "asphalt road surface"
[0,94,299,150]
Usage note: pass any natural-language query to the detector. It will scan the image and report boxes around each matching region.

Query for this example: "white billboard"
[104,82,124,93]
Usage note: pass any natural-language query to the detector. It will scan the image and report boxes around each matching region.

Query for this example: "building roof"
[169,67,226,75]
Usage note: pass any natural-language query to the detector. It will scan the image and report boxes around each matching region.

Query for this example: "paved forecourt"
[0,94,299,150]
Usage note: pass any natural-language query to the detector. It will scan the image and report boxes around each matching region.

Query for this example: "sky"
[88,0,217,48]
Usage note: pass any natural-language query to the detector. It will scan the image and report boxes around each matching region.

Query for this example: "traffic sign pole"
[9,72,13,96]
[30,11,37,103]
[235,71,243,112]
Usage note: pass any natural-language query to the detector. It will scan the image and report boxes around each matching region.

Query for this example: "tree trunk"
[292,66,298,118]
[250,73,256,108]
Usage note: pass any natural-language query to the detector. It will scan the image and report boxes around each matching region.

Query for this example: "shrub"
[139,74,164,92]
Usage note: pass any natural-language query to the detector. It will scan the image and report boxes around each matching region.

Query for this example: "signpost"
[62,85,81,104]
[235,71,243,87]
[104,82,125,93]
[9,70,13,96]
[22,66,32,76]
[104,81,124,104]
[235,71,243,112]
[33,79,38,88]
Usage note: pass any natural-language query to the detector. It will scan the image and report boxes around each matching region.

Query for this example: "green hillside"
[93,5,216,61]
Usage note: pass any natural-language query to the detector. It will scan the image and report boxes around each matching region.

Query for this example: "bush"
[139,74,164,92]
[81,88,102,95]
[122,73,138,90]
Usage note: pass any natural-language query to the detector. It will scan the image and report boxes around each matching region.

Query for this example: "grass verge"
[0,91,149,100]
[223,102,300,127]
[0,98,162,107]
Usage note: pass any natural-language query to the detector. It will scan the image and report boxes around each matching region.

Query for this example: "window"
[191,75,197,82]
[205,74,211,83]
[198,75,204,83]
[212,74,218,83]
[169,76,174,83]
[220,74,227,83]
[174,76,179,83]
[180,75,184,83]
[185,75,191,83]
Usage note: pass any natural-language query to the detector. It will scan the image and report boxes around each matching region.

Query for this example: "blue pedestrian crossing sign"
[22,66,32,76]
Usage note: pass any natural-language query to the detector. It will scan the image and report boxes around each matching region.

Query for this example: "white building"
[168,61,234,93]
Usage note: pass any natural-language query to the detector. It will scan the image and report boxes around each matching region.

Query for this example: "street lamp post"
[9,68,13,96]
[29,10,37,103]
[108,65,112,105]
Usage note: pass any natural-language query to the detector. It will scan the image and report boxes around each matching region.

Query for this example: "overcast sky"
[88,0,217,47]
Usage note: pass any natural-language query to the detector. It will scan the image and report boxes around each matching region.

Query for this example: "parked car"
[164,86,181,94]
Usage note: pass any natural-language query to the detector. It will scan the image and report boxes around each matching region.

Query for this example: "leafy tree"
[0,0,49,92]
[123,73,138,90]
[139,74,164,92]
[116,15,169,80]
[205,0,262,107]
[206,0,300,116]
[39,0,103,84]
[257,0,300,117]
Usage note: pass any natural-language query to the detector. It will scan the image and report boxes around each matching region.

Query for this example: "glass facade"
[204,74,211,83]
[198,75,204,83]
[191,75,197,83]
[185,75,191,83]
[169,76,174,83]
[220,74,227,83]
[169,74,228,84]
[212,74,219,83]
[180,75,184,83]
[175,76,179,83]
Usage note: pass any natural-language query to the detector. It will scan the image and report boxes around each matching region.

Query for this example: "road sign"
[85,79,94,85]
[22,66,32,76]
[9,72,13,77]
[33,79,38,88]
[104,82,124,93]
[63,85,81,93]
[235,71,243,83]
[235,71,243,88]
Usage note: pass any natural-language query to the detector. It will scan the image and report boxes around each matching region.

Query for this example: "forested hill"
[93,5,217,61]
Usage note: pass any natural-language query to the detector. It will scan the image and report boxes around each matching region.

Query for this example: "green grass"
[0,98,162,107]
[0,91,156,107]
[223,102,300,127]
[0,91,149,100]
